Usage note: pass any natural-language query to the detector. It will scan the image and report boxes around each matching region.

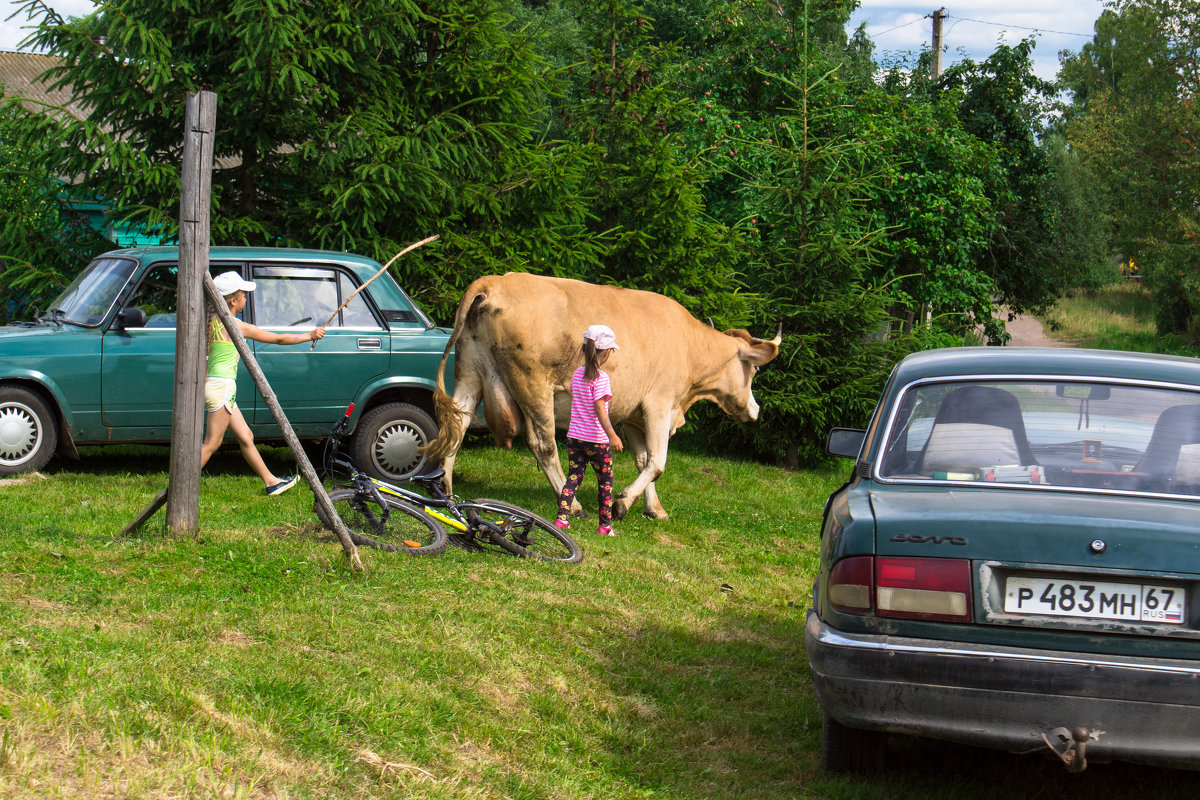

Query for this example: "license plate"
[1005,576,1185,624]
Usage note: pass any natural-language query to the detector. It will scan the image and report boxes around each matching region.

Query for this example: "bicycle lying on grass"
[322,405,583,563]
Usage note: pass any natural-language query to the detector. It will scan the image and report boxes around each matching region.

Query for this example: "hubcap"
[0,403,41,466]
[372,420,426,479]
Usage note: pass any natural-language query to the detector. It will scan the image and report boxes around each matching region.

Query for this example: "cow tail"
[422,291,486,462]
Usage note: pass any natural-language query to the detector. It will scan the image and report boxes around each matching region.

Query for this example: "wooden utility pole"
[127,90,362,569]
[166,90,216,534]
[931,8,947,79]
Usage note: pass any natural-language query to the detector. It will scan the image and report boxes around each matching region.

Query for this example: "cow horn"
[708,317,716,328]
[771,323,782,345]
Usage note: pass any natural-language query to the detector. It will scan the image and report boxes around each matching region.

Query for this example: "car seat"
[915,385,1037,474]
[1133,404,1200,493]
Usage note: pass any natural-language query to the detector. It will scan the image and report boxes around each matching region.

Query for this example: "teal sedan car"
[0,247,451,482]
[807,347,1200,773]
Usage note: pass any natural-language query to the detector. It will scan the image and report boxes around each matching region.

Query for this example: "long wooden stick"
[312,234,439,348]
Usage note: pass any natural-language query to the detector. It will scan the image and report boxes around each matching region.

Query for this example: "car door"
[247,263,389,426]
[101,260,249,430]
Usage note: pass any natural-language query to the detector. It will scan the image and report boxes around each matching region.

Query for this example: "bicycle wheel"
[327,488,449,556]
[459,498,583,563]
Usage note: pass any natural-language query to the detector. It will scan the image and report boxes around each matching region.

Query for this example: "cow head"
[705,327,781,422]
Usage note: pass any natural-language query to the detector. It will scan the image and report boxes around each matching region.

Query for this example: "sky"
[848,1,1111,83]
[1,1,1108,84]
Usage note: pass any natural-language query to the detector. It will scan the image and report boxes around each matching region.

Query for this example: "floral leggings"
[556,438,615,526]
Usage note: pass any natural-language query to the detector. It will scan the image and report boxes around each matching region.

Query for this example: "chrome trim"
[356,337,383,351]
[810,619,1200,677]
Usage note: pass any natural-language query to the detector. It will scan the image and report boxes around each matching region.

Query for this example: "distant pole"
[931,8,946,78]
[166,90,217,534]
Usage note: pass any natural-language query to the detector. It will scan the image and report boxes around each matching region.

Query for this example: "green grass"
[1,440,1196,797]
[1047,280,1199,355]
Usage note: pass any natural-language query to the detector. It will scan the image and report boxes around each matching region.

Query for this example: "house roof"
[0,51,87,120]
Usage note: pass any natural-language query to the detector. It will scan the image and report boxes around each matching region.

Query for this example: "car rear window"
[878,379,1200,496]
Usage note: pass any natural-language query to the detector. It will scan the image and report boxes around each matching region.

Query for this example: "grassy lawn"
[1046,280,1199,355]
[2,438,1197,798]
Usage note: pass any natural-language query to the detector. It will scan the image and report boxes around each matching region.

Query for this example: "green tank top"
[208,317,239,379]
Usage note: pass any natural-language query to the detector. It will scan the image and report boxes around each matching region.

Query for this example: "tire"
[327,487,449,556]
[459,498,583,564]
[350,402,438,484]
[821,712,886,773]
[0,387,58,476]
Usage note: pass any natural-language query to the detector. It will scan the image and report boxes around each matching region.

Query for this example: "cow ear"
[742,336,780,366]
[742,325,781,366]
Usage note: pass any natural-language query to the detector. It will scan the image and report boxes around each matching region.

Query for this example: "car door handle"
[356,337,383,350]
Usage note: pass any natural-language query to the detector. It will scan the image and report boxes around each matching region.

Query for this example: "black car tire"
[350,402,438,484]
[821,712,886,773]
[0,386,58,476]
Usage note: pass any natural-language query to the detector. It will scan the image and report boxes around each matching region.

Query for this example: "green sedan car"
[807,347,1200,773]
[0,246,451,482]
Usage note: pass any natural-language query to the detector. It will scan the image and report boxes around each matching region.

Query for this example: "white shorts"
[204,377,238,412]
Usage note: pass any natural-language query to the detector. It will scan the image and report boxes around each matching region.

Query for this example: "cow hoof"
[613,497,629,520]
[644,509,669,521]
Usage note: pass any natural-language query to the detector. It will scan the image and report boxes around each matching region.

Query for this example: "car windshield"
[44,257,139,327]
[878,379,1200,497]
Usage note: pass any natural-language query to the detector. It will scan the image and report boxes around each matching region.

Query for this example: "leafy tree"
[940,40,1070,317]
[5,0,600,319]
[1059,0,1200,335]
[0,101,109,323]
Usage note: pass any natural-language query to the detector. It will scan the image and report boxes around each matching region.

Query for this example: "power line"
[869,15,929,38]
[947,14,1096,39]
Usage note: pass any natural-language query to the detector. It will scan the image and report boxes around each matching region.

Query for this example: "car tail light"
[828,556,874,614]
[876,557,972,622]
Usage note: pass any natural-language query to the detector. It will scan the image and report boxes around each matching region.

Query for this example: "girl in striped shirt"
[555,324,624,535]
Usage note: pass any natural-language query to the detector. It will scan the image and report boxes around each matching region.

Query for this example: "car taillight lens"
[828,556,874,614]
[876,556,972,622]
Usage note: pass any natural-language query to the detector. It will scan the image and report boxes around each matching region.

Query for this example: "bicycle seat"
[412,467,446,487]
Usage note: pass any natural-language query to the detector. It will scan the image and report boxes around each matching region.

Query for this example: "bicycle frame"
[324,405,474,534]
[323,404,582,562]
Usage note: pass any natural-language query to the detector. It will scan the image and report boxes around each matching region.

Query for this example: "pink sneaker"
[553,519,570,529]
[597,525,616,536]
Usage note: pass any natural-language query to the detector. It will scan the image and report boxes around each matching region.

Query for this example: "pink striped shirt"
[567,367,613,443]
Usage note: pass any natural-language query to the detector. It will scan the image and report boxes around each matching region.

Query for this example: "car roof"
[103,245,385,271]
[892,347,1200,386]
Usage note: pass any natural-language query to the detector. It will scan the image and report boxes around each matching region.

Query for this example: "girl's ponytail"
[582,339,601,382]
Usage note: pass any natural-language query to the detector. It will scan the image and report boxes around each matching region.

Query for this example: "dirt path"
[1002,311,1070,348]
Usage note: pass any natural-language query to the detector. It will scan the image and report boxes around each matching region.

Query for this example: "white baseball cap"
[584,324,619,350]
[213,271,256,296]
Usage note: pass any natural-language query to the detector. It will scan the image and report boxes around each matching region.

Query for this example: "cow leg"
[522,398,583,516]
[614,419,669,521]
[436,381,485,496]
[615,424,662,520]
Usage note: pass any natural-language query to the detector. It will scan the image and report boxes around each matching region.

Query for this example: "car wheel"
[350,402,438,484]
[0,387,58,476]
[821,712,886,773]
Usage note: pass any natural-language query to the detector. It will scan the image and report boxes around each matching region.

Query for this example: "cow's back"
[457,273,715,428]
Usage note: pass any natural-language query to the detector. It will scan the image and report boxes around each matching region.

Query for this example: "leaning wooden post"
[166,90,216,534]
[201,273,363,570]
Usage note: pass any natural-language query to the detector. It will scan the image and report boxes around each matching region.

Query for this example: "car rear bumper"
[806,610,1200,769]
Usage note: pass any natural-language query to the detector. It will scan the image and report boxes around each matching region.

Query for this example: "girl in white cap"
[555,324,624,535]
[200,271,326,496]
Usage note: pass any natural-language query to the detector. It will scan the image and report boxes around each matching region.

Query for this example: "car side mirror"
[826,428,866,459]
[115,307,147,330]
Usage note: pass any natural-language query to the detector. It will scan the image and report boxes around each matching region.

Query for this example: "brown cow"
[423,273,780,520]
